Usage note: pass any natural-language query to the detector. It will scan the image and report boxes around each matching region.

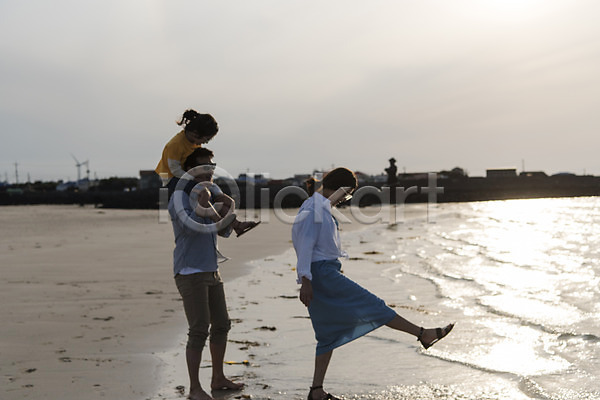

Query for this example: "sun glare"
[471,199,560,269]
[469,0,549,23]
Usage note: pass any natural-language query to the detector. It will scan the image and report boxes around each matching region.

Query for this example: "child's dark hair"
[305,167,358,196]
[177,109,219,138]
[183,148,215,171]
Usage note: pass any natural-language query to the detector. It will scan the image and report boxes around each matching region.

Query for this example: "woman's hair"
[177,109,219,138]
[305,167,358,196]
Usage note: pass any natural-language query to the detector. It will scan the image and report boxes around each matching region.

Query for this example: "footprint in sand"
[255,326,277,331]
[92,316,114,321]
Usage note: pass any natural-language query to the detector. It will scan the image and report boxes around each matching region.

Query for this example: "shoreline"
[152,206,374,400]
[163,201,530,400]
[0,203,427,400]
[151,205,431,400]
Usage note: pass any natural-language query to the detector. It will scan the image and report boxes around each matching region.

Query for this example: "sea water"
[216,197,600,400]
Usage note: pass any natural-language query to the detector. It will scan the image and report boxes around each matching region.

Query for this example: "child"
[155,109,218,192]
[157,110,259,237]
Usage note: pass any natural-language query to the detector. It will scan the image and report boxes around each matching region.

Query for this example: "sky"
[1,0,599,183]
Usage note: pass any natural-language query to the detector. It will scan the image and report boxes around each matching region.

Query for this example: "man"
[168,147,244,400]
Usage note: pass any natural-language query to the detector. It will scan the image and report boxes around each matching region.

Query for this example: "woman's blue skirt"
[308,259,396,355]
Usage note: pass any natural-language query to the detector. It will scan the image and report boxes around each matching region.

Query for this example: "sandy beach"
[6,200,594,400]
[0,205,300,400]
[0,203,461,400]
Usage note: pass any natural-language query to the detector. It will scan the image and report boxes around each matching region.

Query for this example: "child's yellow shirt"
[155,130,201,180]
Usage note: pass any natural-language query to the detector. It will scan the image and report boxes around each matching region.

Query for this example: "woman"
[292,167,454,400]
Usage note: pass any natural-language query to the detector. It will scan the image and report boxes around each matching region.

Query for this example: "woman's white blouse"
[292,192,347,283]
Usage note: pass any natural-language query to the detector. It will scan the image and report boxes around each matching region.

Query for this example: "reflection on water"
[207,197,600,400]
[399,197,600,399]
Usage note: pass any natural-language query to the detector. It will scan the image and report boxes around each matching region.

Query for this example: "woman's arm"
[299,276,313,307]
[292,209,318,284]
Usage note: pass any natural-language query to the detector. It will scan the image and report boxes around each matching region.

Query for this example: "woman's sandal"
[308,385,341,400]
[417,323,455,350]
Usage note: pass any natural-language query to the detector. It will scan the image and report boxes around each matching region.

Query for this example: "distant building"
[139,170,162,190]
[56,181,78,191]
[399,172,430,180]
[371,174,388,184]
[237,173,269,185]
[552,172,576,177]
[77,178,92,192]
[354,171,371,184]
[519,171,548,178]
[291,174,312,187]
[486,168,517,178]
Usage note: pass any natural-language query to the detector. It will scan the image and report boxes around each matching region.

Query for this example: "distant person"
[385,157,398,186]
[157,110,259,236]
[292,167,454,400]
[168,149,246,400]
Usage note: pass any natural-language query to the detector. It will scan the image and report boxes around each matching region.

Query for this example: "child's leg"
[213,194,260,236]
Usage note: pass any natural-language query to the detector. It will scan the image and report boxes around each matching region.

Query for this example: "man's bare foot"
[210,377,244,391]
[188,387,213,400]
